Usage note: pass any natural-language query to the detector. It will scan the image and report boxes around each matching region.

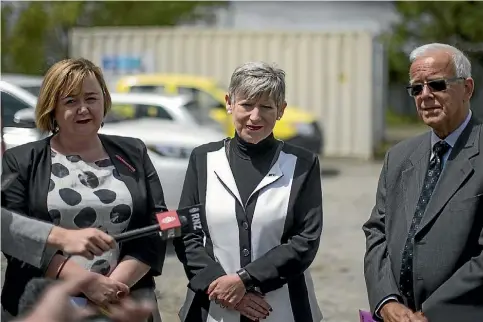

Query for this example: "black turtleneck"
[228,132,280,207]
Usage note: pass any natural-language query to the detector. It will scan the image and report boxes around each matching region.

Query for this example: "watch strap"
[236,268,255,290]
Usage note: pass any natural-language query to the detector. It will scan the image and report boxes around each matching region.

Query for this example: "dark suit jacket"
[363,116,483,321]
[1,134,168,316]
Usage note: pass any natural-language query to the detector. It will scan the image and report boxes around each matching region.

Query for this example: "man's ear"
[225,94,232,114]
[464,77,474,101]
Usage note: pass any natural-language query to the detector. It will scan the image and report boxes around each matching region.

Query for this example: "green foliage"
[1,3,14,66]
[386,1,483,83]
[386,108,419,126]
[2,1,227,75]
[3,2,50,74]
[90,1,223,26]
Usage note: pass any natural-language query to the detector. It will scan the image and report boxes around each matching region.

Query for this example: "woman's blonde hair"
[36,58,111,132]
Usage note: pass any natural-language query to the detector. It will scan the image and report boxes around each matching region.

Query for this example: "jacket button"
[242,249,250,257]
[242,221,249,230]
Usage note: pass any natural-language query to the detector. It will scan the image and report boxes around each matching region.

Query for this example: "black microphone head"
[179,215,188,225]
[18,278,58,317]
[177,204,204,233]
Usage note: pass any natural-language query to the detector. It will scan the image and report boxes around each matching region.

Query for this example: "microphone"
[2,171,204,244]
[111,204,204,243]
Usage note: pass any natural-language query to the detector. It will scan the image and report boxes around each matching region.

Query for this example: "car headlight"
[294,122,316,137]
[147,145,193,159]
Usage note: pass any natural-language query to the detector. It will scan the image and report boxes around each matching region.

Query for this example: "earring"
[52,119,59,133]
[227,109,232,114]
[101,121,104,128]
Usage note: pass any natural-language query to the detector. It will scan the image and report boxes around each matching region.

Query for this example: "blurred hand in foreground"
[16,274,154,322]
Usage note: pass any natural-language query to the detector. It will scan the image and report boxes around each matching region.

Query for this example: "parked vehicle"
[0,80,41,149]
[10,106,225,209]
[1,120,5,158]
[115,74,324,155]
[109,92,223,131]
[0,73,223,132]
[101,114,225,208]
[1,74,43,96]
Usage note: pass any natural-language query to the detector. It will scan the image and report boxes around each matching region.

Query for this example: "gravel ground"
[1,158,384,322]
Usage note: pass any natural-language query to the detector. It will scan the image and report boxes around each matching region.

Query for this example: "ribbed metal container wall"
[69,28,386,159]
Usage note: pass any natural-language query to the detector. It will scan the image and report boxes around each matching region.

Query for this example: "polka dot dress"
[47,148,133,276]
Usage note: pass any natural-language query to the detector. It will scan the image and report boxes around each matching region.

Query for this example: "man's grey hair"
[409,43,472,79]
[228,61,286,108]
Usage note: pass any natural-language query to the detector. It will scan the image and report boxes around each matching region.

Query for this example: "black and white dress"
[174,133,324,322]
[47,148,133,274]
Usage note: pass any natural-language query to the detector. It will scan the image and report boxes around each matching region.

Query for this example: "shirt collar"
[431,110,472,149]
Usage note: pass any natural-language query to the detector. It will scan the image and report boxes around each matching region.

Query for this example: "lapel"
[33,136,55,222]
[402,132,432,230]
[416,120,480,234]
[99,135,145,221]
[252,161,284,199]
[213,146,242,205]
[213,142,284,208]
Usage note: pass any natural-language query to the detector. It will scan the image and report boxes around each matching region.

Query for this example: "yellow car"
[115,74,324,155]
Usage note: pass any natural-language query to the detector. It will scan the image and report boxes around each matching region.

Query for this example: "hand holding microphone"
[3,172,116,261]
[48,227,116,260]
[30,203,204,260]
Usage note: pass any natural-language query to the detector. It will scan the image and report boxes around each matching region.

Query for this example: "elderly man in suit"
[363,43,483,322]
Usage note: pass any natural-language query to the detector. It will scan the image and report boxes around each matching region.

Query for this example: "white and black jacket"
[173,136,324,322]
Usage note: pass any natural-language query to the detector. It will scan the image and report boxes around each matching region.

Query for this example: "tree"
[1,1,227,75]
[386,1,483,83]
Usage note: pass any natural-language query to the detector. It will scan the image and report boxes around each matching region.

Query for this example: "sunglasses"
[406,77,465,97]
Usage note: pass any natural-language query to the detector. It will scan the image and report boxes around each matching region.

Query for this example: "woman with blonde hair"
[1,58,167,322]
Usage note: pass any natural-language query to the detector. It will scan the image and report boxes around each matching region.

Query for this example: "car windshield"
[182,100,220,127]
[104,109,131,124]
[130,85,166,95]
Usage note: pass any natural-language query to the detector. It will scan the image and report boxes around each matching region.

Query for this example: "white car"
[1,74,43,96]
[0,80,41,149]
[99,117,225,208]
[110,92,224,131]
[9,105,225,210]
[3,78,227,208]
[2,75,223,132]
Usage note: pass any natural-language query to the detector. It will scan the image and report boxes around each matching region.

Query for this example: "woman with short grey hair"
[174,61,324,322]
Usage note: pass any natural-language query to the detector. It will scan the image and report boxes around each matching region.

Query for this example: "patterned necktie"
[399,140,450,308]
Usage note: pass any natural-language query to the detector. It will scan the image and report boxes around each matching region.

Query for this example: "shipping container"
[69,27,387,159]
